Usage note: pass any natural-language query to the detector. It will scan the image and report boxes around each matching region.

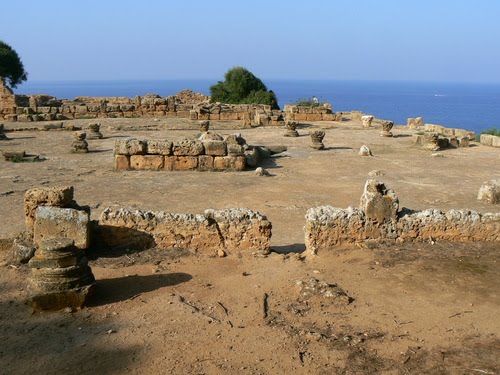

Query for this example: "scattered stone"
[296,278,353,304]
[199,120,210,132]
[310,130,325,150]
[87,122,103,139]
[361,115,374,128]
[431,153,444,158]
[407,117,424,128]
[0,123,9,140]
[71,131,89,153]
[421,133,440,151]
[255,167,270,176]
[27,238,95,310]
[380,121,394,137]
[477,180,500,204]
[10,232,36,264]
[43,122,63,131]
[284,121,299,137]
[368,170,384,177]
[358,145,372,156]
[458,136,470,148]
[2,151,25,161]
[359,179,399,223]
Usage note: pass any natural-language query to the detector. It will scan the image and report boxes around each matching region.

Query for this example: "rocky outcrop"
[99,207,272,256]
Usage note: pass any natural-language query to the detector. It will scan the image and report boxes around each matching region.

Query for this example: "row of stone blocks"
[113,137,246,171]
[304,179,500,255]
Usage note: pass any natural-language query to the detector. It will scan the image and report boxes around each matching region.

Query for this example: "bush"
[210,67,279,109]
[0,40,28,88]
[294,97,323,107]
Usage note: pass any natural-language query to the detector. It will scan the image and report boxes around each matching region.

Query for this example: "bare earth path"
[0,118,499,374]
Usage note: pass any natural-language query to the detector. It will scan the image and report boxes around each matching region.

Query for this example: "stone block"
[172,139,204,156]
[146,140,172,155]
[203,140,227,156]
[359,179,399,223]
[227,143,245,155]
[478,180,500,204]
[173,156,198,170]
[114,155,130,170]
[24,186,75,230]
[114,139,147,155]
[130,155,164,170]
[214,156,246,171]
[33,207,90,250]
[198,155,214,171]
[458,137,469,147]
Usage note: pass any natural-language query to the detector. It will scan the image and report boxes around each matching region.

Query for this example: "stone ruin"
[199,120,210,132]
[283,121,299,137]
[477,180,500,204]
[380,121,394,137]
[413,124,475,151]
[361,115,374,128]
[283,103,341,122]
[0,123,8,140]
[70,131,89,153]
[87,122,103,139]
[407,117,424,128]
[310,130,325,150]
[480,134,500,148]
[99,207,272,257]
[304,179,500,255]
[27,238,95,310]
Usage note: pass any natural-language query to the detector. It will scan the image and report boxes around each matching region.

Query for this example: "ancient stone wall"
[304,180,500,255]
[113,137,246,171]
[480,134,500,148]
[283,104,340,122]
[99,207,272,256]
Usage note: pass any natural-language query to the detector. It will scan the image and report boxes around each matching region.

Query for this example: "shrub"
[210,67,279,109]
[294,97,324,107]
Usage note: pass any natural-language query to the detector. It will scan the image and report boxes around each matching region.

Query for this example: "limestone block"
[198,132,223,141]
[227,143,245,155]
[478,180,500,204]
[362,115,373,127]
[458,137,470,147]
[164,156,175,171]
[172,156,198,170]
[114,139,147,155]
[33,207,90,250]
[359,179,399,223]
[24,186,74,229]
[114,155,130,170]
[172,139,204,156]
[146,140,172,155]
[198,155,214,171]
[214,156,246,171]
[203,140,227,156]
[480,134,494,147]
[130,155,164,170]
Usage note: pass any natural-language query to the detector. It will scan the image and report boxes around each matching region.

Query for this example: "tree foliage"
[210,67,278,109]
[0,40,28,88]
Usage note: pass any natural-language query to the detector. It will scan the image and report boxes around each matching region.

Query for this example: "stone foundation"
[480,134,500,148]
[283,104,340,122]
[305,180,500,255]
[99,207,272,256]
[114,137,246,171]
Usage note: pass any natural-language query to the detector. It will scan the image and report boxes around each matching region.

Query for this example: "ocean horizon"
[14,79,500,134]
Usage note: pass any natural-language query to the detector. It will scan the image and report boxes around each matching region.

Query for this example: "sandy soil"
[0,117,499,374]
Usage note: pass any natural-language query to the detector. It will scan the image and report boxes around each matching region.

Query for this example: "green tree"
[0,40,28,88]
[210,67,279,109]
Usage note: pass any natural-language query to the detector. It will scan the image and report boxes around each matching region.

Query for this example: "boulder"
[359,179,399,223]
[477,180,500,204]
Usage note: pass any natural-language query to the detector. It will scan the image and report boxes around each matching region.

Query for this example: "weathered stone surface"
[198,132,223,141]
[227,143,245,155]
[114,139,147,155]
[407,117,423,128]
[380,121,394,137]
[27,238,95,310]
[71,132,89,153]
[198,155,214,171]
[114,155,130,170]
[24,186,75,229]
[130,155,164,170]
[33,207,90,250]
[358,145,372,156]
[203,140,227,156]
[10,233,36,264]
[87,123,103,139]
[171,156,198,170]
[480,134,500,148]
[255,167,270,176]
[99,207,271,255]
[224,133,247,146]
[477,180,500,204]
[284,121,299,137]
[214,156,246,171]
[310,130,325,150]
[172,139,204,156]
[361,115,373,128]
[359,179,399,223]
[199,120,210,132]
[146,140,172,155]
[244,147,260,167]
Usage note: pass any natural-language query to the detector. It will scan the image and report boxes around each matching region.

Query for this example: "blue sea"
[15,79,500,134]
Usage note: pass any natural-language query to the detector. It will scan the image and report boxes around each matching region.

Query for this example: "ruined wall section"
[99,207,272,256]
[283,104,341,122]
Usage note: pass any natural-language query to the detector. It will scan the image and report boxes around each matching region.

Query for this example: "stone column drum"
[27,238,95,310]
[310,130,325,150]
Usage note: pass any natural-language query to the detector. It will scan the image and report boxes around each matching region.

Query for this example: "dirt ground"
[0,117,499,374]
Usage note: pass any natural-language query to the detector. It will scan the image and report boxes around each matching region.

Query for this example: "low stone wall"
[113,136,246,171]
[423,124,475,140]
[283,104,340,122]
[480,134,500,148]
[99,207,272,256]
[304,180,500,255]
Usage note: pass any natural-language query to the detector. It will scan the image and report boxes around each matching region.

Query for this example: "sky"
[2,0,500,83]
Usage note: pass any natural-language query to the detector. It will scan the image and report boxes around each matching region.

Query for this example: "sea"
[14,79,500,134]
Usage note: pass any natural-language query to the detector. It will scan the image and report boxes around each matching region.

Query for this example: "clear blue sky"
[2,0,500,82]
